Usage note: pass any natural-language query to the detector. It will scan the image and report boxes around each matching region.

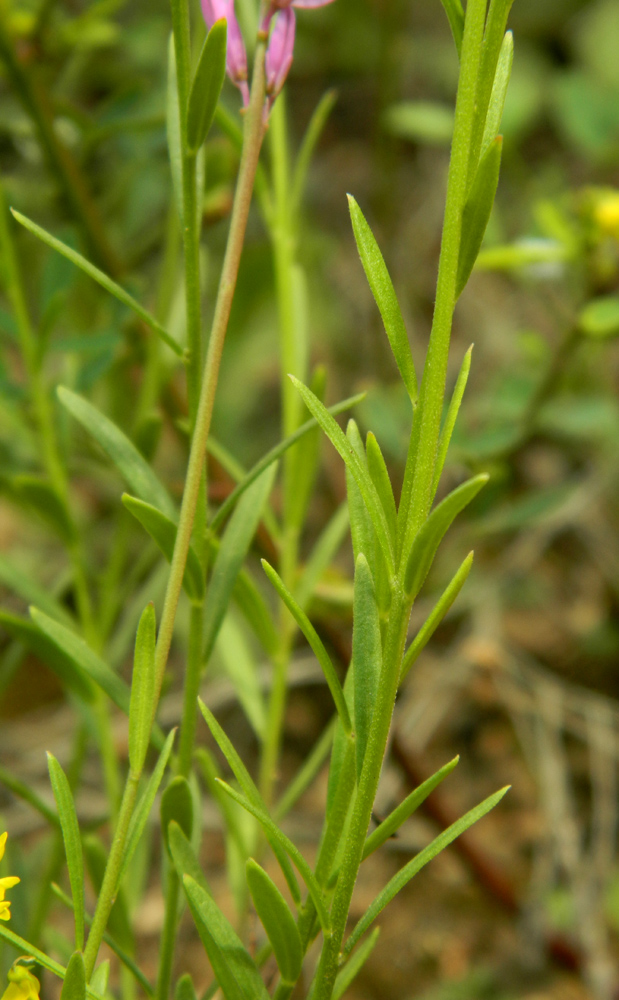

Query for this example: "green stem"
[83,773,140,980]
[177,601,206,777]
[152,38,268,707]
[0,13,120,277]
[311,587,410,1000]
[398,0,488,555]
[155,869,180,1000]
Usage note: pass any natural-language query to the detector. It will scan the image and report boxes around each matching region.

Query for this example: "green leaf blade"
[348,196,417,403]
[404,474,488,599]
[457,136,503,299]
[440,0,464,56]
[47,754,85,950]
[58,388,176,519]
[187,20,227,153]
[10,211,181,356]
[245,859,302,985]
[119,729,176,885]
[183,875,270,1000]
[129,603,157,775]
[123,495,204,601]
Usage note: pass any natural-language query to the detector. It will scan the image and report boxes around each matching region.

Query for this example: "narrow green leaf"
[348,196,417,403]
[47,753,85,950]
[363,757,459,858]
[404,475,488,598]
[0,610,94,702]
[58,387,176,518]
[352,555,382,782]
[119,729,176,884]
[161,777,194,855]
[333,928,380,1000]
[326,670,355,814]
[246,859,302,984]
[261,560,351,733]
[11,476,75,543]
[11,211,181,356]
[167,35,183,224]
[129,603,157,775]
[227,556,279,657]
[123,495,204,601]
[183,875,270,1000]
[0,556,74,627]
[203,464,277,663]
[30,608,130,716]
[440,0,464,55]
[432,346,473,499]
[169,821,210,896]
[290,376,394,574]
[366,433,397,545]
[187,20,227,153]
[343,787,510,958]
[400,553,473,682]
[89,962,109,998]
[215,780,330,932]
[198,700,301,905]
[216,615,267,741]
[59,951,86,1000]
[175,974,197,1000]
[481,31,513,155]
[346,424,391,614]
[209,391,365,533]
[457,136,503,298]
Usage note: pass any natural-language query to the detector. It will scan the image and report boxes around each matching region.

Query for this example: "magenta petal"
[265,8,296,99]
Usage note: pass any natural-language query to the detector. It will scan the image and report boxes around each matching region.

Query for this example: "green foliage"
[187,20,228,154]
[47,754,85,951]
[129,604,157,775]
[245,859,303,985]
[161,777,194,854]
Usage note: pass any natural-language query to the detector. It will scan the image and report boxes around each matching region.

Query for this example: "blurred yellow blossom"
[1,965,40,1000]
[0,832,20,921]
[592,190,619,239]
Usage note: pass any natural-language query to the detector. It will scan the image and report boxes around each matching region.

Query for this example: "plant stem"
[177,601,206,777]
[152,37,268,706]
[156,869,180,1000]
[398,0,488,555]
[311,587,410,1000]
[83,772,140,979]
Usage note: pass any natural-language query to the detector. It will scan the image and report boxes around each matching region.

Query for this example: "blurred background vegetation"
[1,0,619,998]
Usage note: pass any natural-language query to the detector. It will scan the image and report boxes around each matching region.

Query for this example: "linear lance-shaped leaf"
[119,729,176,885]
[440,0,464,56]
[11,211,181,356]
[58,387,176,518]
[59,951,86,1000]
[456,136,503,299]
[261,560,352,735]
[168,821,211,896]
[246,859,302,985]
[129,603,157,775]
[432,346,473,499]
[187,20,227,153]
[47,753,85,951]
[481,31,513,156]
[366,433,397,546]
[343,786,510,958]
[123,495,204,601]
[404,475,488,599]
[183,875,270,1000]
[400,553,473,682]
[348,196,417,403]
[290,376,394,574]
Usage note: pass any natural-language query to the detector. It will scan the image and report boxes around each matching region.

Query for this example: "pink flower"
[261,0,336,30]
[265,9,296,113]
[201,0,249,106]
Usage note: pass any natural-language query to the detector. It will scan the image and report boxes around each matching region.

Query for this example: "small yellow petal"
[0,833,7,863]
[0,878,20,890]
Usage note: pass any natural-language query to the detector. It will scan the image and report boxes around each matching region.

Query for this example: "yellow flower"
[1,965,40,1000]
[592,191,619,239]
[0,832,20,922]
